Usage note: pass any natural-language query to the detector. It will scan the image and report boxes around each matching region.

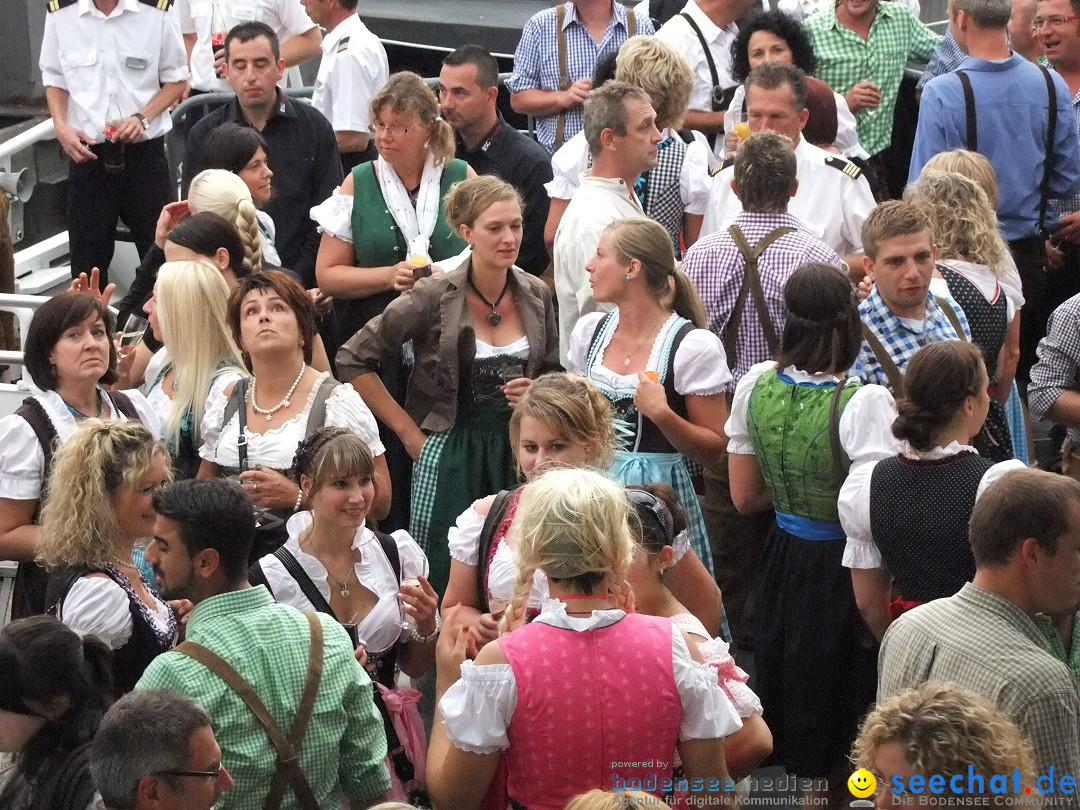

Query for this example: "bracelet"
[411,610,441,644]
[293,486,304,512]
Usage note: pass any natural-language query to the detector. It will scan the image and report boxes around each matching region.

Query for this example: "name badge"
[233,7,257,21]
[125,56,149,70]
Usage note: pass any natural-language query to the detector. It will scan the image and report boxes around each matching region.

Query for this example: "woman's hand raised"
[239,467,300,510]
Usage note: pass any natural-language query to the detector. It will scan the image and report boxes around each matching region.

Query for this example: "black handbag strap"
[680,11,719,91]
[476,488,517,614]
[1039,64,1058,233]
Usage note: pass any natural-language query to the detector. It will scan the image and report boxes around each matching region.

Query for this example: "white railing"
[0,118,54,165]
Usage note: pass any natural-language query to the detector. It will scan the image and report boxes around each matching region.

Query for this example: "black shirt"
[182,92,344,287]
[455,114,553,276]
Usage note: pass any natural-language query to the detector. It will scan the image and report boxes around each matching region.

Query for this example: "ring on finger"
[252,481,258,493]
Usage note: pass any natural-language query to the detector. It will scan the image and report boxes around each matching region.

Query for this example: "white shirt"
[142,347,244,440]
[39,0,188,142]
[259,513,427,654]
[57,575,173,650]
[724,84,869,161]
[439,599,744,754]
[553,173,644,367]
[0,386,160,500]
[838,442,1026,569]
[545,128,713,210]
[174,0,316,92]
[199,372,385,467]
[312,14,388,137]
[655,1,739,127]
[701,136,876,256]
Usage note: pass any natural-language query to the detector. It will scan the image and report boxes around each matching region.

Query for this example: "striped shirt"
[137,587,390,810]
[507,3,654,153]
[682,211,843,387]
[804,1,940,157]
[879,583,1080,784]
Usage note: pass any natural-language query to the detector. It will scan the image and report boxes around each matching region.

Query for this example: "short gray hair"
[583,81,652,158]
[745,62,808,112]
[954,0,1011,27]
[90,689,213,809]
[734,131,797,213]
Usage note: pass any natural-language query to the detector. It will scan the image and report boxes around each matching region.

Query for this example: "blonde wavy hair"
[904,169,1009,276]
[187,169,264,276]
[154,260,247,451]
[508,468,635,596]
[852,683,1037,790]
[369,71,456,166]
[924,149,1000,209]
[509,373,617,474]
[38,421,170,569]
[615,35,694,131]
[566,790,671,810]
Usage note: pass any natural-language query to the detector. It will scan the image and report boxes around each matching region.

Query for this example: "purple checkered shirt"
[682,211,844,388]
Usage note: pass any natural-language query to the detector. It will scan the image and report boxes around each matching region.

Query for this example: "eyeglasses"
[369,122,413,137]
[154,763,225,780]
[1031,14,1080,29]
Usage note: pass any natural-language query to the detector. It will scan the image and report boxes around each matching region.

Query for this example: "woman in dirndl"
[567,217,728,580]
[337,176,559,595]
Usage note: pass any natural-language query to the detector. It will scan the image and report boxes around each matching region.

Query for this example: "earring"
[625,274,632,282]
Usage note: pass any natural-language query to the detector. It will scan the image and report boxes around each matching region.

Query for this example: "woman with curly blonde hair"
[905,168,1018,462]
[429,467,741,810]
[853,682,1037,808]
[38,420,176,694]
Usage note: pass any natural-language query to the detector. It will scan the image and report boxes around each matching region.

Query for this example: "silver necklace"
[250,363,306,422]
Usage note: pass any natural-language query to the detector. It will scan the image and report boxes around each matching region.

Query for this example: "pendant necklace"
[467,268,511,327]
[621,315,666,367]
[302,528,356,597]
[250,363,306,422]
[330,567,355,598]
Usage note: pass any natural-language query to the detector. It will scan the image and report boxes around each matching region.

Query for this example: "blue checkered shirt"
[1051,79,1080,217]
[682,211,844,388]
[855,287,971,391]
[507,3,653,153]
[916,28,966,91]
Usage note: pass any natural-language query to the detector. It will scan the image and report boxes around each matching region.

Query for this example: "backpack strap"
[175,612,324,810]
[933,295,968,342]
[956,70,977,151]
[107,389,140,421]
[1039,64,1058,234]
[555,4,570,151]
[723,225,793,371]
[860,323,905,396]
[373,529,402,582]
[273,546,335,615]
[476,489,516,614]
[302,376,338,441]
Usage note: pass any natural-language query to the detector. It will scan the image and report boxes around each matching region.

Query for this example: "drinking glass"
[118,314,149,351]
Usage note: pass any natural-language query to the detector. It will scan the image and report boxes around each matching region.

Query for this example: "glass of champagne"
[400,578,422,635]
[118,314,149,352]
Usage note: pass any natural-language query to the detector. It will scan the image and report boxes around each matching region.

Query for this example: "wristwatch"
[133,112,150,131]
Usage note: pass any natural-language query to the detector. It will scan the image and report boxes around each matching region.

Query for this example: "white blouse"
[568,311,733,397]
[256,210,283,268]
[199,372,385,467]
[439,599,744,754]
[0,386,161,500]
[725,362,900,460]
[934,258,1024,317]
[544,129,713,213]
[259,512,428,654]
[142,348,244,439]
[57,575,173,650]
[475,335,530,360]
[838,442,1027,569]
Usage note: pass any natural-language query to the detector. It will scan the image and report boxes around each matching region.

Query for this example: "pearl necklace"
[250,363,306,422]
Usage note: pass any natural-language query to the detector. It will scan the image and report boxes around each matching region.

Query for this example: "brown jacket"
[336,261,561,432]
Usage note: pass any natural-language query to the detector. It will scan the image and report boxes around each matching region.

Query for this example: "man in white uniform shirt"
[655,0,753,155]
[40,0,188,287]
[301,0,388,172]
[553,82,662,365]
[174,0,320,95]
[702,63,875,269]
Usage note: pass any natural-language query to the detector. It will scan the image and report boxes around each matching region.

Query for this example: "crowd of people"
[4,0,1080,806]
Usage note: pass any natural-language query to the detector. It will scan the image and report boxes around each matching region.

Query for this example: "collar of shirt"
[457,112,508,158]
[321,13,359,55]
[955,52,1024,74]
[186,586,276,633]
[681,0,735,43]
[901,440,978,460]
[823,0,900,36]
[535,597,627,631]
[579,172,644,209]
[731,210,808,234]
[79,0,139,17]
[955,582,1052,652]
[561,0,633,35]
[863,287,938,337]
[225,90,298,126]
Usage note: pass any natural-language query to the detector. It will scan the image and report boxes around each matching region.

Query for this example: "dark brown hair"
[774,263,861,374]
[227,270,315,365]
[892,341,985,451]
[24,292,118,390]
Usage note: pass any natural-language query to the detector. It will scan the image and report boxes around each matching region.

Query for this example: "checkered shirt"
[682,211,843,387]
[915,27,965,90]
[804,2,940,156]
[507,3,654,153]
[137,587,390,810]
[879,583,1080,784]
[854,286,971,391]
[1030,291,1080,443]
[1051,80,1080,217]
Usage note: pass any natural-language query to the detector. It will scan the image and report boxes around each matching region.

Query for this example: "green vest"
[746,369,859,523]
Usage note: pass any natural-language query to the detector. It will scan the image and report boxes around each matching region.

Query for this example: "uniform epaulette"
[825,155,863,180]
[710,156,734,177]
[336,36,351,54]
[137,0,174,9]
[46,0,77,12]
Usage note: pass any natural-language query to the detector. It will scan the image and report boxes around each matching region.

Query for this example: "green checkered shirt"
[804,2,940,156]
[137,587,390,810]
[1035,612,1080,681]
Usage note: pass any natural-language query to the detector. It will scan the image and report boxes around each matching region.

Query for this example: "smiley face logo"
[848,769,877,799]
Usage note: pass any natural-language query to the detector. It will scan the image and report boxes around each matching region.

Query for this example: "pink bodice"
[498,613,683,810]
